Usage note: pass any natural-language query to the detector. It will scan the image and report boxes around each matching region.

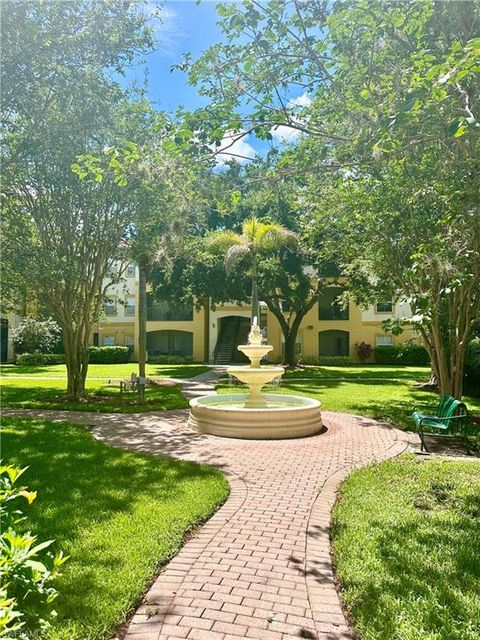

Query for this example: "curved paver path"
[5,405,414,640]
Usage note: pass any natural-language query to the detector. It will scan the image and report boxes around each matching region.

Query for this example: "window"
[125,296,135,316]
[104,303,116,316]
[319,330,349,357]
[106,264,116,278]
[126,263,136,278]
[103,335,116,346]
[318,288,349,320]
[147,294,193,321]
[376,335,394,347]
[124,335,135,350]
[93,332,99,346]
[147,330,193,357]
[376,301,393,313]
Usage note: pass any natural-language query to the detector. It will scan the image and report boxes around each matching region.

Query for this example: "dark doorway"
[319,330,349,357]
[1,318,8,362]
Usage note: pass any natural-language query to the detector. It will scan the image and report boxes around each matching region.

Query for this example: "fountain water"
[188,318,322,439]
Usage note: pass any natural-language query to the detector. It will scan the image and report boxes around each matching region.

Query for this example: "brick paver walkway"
[6,405,412,640]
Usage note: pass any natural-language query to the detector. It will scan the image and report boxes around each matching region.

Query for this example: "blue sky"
[135,1,225,112]
[127,1,310,161]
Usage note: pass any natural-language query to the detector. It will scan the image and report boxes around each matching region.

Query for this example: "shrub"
[374,343,430,365]
[301,355,355,366]
[374,345,399,364]
[464,337,480,396]
[355,342,373,364]
[318,356,355,366]
[12,317,61,354]
[88,346,131,364]
[147,354,194,364]
[16,353,65,366]
[0,464,67,639]
[396,342,430,366]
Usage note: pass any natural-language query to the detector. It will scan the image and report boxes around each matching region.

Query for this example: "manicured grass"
[2,417,229,640]
[282,364,431,380]
[0,378,189,412]
[331,455,480,640]
[0,363,210,378]
[218,373,480,430]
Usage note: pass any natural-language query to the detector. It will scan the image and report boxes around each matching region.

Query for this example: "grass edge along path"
[331,454,480,640]
[2,417,230,640]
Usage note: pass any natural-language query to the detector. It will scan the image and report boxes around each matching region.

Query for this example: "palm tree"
[207,217,298,322]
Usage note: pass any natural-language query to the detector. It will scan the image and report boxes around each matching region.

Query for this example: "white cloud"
[288,92,312,108]
[143,1,183,56]
[270,92,313,145]
[270,125,302,144]
[216,131,257,164]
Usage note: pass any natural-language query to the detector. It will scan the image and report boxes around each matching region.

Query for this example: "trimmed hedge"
[147,354,194,364]
[88,346,131,364]
[301,355,355,366]
[16,353,66,366]
[374,343,430,366]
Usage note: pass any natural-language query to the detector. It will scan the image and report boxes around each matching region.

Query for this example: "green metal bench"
[412,394,468,452]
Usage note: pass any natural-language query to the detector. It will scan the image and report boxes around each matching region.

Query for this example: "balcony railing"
[147,304,193,322]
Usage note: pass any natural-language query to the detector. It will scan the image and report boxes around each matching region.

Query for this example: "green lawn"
[331,455,480,640]
[2,417,229,640]
[0,363,210,378]
[0,378,189,412]
[218,366,480,430]
[283,364,431,380]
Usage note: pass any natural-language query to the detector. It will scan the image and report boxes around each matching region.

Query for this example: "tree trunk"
[251,256,259,323]
[264,298,313,369]
[283,330,299,368]
[138,255,148,381]
[423,312,469,399]
[203,297,210,363]
[64,328,89,400]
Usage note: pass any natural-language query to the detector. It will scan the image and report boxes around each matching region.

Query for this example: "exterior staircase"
[214,317,240,364]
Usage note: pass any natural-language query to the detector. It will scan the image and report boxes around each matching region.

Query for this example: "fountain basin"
[188,393,322,439]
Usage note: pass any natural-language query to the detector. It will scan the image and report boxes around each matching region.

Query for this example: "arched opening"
[319,330,349,357]
[147,330,193,357]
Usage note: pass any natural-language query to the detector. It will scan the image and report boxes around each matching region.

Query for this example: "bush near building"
[12,317,61,354]
[374,343,430,366]
[87,346,131,364]
[16,353,66,366]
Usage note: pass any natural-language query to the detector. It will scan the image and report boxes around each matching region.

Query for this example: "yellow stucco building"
[89,265,418,364]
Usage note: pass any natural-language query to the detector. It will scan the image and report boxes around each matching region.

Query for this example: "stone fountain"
[188,318,322,439]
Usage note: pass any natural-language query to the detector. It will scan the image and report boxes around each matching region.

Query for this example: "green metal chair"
[412,394,469,452]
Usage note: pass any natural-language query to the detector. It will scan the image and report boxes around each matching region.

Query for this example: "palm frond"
[205,230,242,255]
[242,216,266,243]
[258,223,299,252]
[225,243,250,274]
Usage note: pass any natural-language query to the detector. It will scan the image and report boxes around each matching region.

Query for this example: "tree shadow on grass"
[0,380,188,412]
[332,463,480,640]
[1,417,228,633]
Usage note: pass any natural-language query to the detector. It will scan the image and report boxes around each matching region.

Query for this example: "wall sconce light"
[307,325,313,330]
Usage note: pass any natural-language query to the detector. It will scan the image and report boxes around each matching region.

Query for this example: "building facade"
[90,266,418,364]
